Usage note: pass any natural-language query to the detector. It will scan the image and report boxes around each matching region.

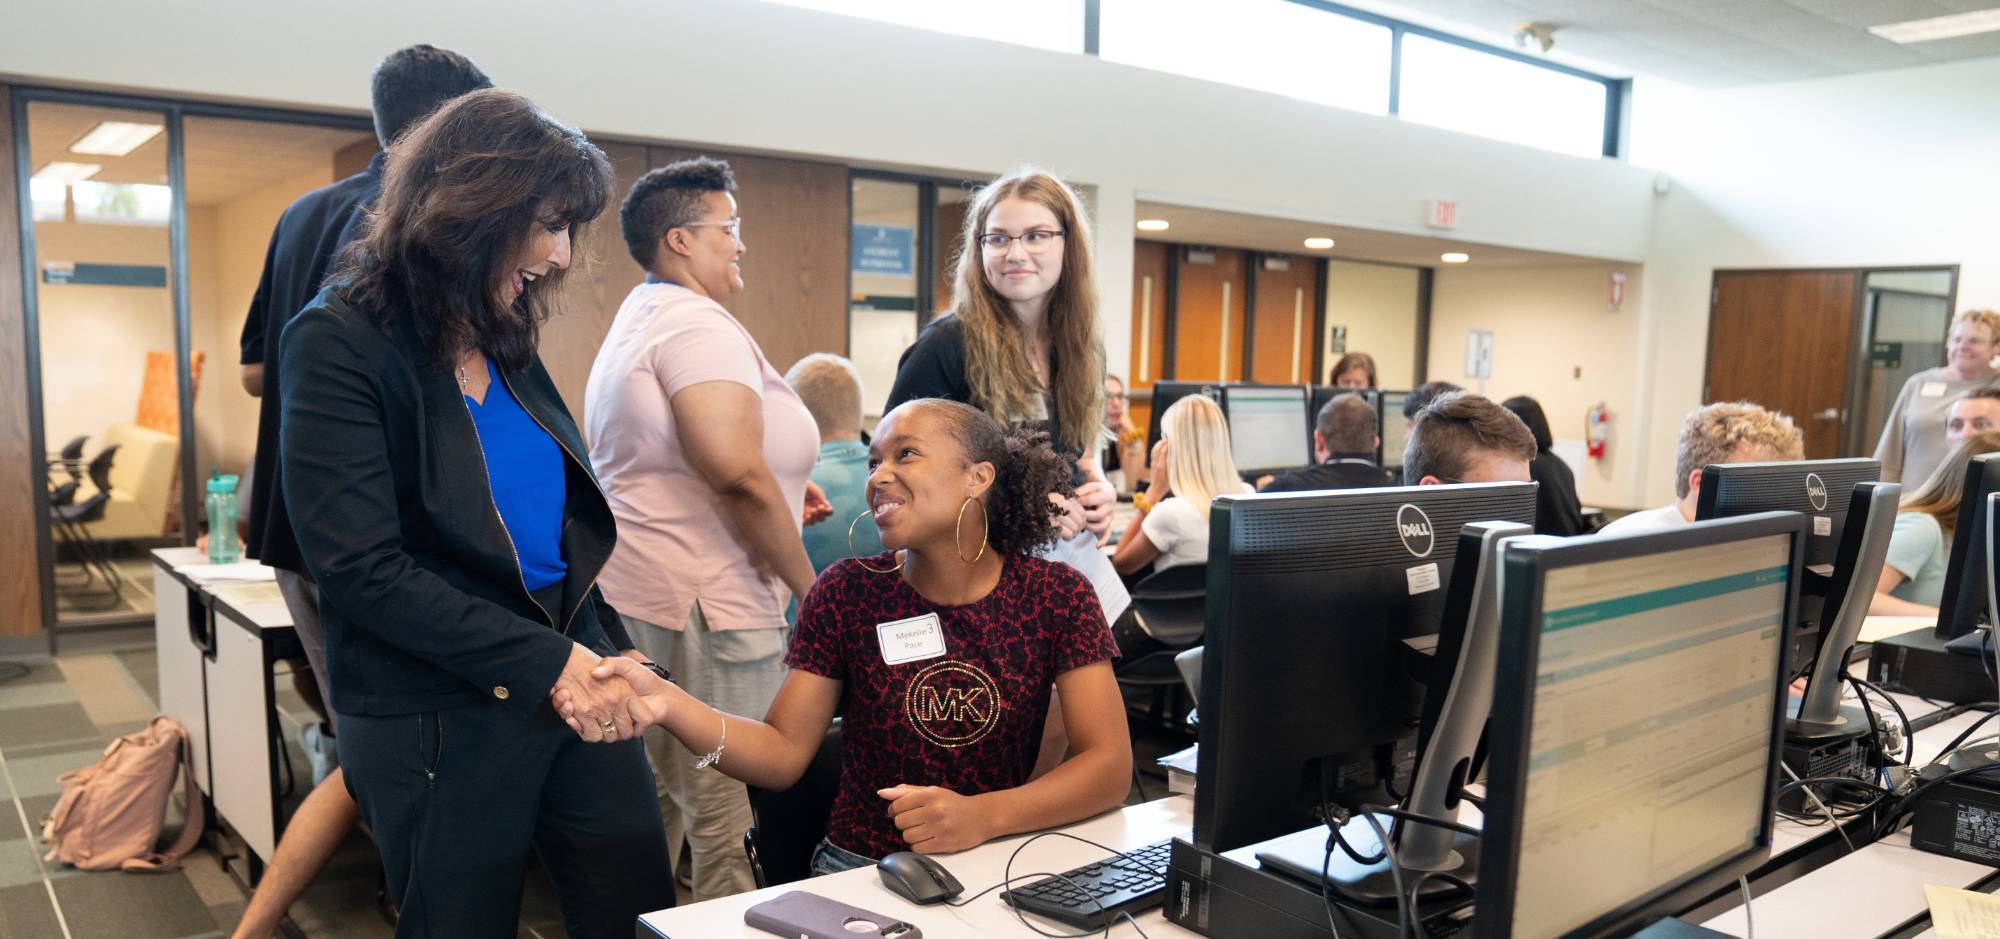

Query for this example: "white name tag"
[1406,563,1441,596]
[1921,381,1948,398]
[877,613,947,665]
[1813,515,1832,537]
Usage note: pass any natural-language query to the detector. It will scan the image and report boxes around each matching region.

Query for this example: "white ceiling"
[1133,199,1609,268]
[1354,0,2000,86]
[25,102,372,208]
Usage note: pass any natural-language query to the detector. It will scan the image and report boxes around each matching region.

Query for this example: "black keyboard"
[1000,838,1173,930]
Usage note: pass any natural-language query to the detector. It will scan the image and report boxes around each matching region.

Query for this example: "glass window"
[70,181,173,226]
[849,178,922,426]
[1100,0,1392,115]
[766,0,1085,54]
[1397,35,1609,158]
[30,179,68,222]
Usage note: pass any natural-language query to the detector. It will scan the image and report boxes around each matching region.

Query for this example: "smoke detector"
[1514,22,1558,54]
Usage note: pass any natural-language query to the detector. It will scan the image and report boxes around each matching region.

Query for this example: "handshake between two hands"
[548,645,667,743]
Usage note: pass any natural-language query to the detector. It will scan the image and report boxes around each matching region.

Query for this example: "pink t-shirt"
[585,282,820,631]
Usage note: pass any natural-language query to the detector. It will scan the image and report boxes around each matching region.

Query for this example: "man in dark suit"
[232,44,490,939]
[1260,392,1398,493]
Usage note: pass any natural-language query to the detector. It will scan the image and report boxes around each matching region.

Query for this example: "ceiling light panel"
[1869,8,2000,43]
[69,121,165,156]
[32,161,102,184]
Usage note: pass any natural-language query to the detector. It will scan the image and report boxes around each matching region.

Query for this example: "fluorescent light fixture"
[1440,252,1470,264]
[69,121,164,156]
[1869,8,2000,43]
[1303,237,1336,250]
[1136,219,1171,232]
[32,161,101,184]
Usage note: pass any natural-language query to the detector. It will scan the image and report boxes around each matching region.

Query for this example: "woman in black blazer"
[279,89,673,937]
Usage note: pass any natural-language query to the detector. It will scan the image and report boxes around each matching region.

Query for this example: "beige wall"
[1426,263,1645,508]
[34,221,177,461]
[1322,260,1421,389]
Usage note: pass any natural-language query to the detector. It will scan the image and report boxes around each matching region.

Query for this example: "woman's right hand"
[549,643,640,742]
[1146,438,1171,499]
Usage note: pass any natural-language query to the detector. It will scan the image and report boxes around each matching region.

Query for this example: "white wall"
[34,223,175,459]
[1427,263,1645,508]
[1628,55,2000,504]
[1322,259,1422,389]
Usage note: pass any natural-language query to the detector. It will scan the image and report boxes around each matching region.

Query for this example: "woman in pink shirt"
[584,157,828,900]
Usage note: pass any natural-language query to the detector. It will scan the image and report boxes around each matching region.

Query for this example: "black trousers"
[340,695,676,937]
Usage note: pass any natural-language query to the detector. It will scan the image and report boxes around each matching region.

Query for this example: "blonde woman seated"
[1111,394,1253,576]
[1870,431,2000,616]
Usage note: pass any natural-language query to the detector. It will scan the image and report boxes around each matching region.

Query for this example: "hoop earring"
[849,510,901,574]
[956,497,990,565]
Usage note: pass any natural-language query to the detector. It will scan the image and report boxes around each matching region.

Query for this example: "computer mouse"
[876,850,964,905]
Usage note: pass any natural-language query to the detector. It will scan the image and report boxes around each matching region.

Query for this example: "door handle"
[1813,408,1841,422]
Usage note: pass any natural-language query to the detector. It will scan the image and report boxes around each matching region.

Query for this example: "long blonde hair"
[1903,431,2000,537]
[1162,395,1242,520]
[946,168,1104,453]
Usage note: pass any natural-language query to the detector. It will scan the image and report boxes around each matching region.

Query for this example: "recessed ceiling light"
[1869,8,2000,43]
[1440,252,1470,264]
[32,162,102,184]
[1303,237,1336,250]
[1136,219,1170,232]
[69,121,164,156]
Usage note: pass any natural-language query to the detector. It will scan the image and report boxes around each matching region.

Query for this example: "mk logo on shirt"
[902,660,1001,748]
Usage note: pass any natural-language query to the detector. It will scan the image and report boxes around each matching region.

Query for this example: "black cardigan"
[278,286,633,717]
[886,315,1084,463]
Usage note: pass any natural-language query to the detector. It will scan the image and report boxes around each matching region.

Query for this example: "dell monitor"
[1220,384,1312,478]
[1935,452,2000,640]
[1379,390,1411,474]
[1145,381,1220,452]
[1192,481,1538,853]
[1695,458,1879,676]
[1476,512,1805,939]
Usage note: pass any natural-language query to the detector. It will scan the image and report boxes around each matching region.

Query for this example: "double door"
[1126,242,1322,430]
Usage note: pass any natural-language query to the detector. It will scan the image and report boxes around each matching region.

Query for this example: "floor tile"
[0,881,64,939]
[55,654,158,728]
[51,866,217,937]
[0,703,100,749]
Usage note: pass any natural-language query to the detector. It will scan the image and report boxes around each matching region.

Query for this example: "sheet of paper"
[1925,883,2000,939]
[1043,530,1132,624]
[177,559,277,586]
[209,581,294,626]
[1860,615,1937,644]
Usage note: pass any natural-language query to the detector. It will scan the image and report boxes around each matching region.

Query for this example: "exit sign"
[1427,200,1457,229]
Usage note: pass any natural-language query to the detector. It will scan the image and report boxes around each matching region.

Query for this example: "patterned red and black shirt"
[787,553,1118,859]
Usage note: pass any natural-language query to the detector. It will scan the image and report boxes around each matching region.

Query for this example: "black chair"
[1116,564,1207,733]
[743,722,843,888]
[47,435,87,483]
[51,444,124,608]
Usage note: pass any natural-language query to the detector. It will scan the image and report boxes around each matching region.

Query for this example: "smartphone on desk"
[744,890,922,939]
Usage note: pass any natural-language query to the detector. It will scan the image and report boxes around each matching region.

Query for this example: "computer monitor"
[1695,458,1879,677]
[1476,512,1805,939]
[1192,481,1538,853]
[1145,381,1220,452]
[1220,385,1311,477]
[1379,390,1411,474]
[1935,453,2000,640]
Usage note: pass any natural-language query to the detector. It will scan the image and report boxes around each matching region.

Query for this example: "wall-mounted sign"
[1608,271,1627,310]
[1871,342,1903,369]
[41,261,167,287]
[1465,329,1494,380]
[1427,199,1457,229]
[851,225,914,276]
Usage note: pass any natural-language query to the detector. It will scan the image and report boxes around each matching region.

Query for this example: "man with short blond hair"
[785,353,880,572]
[1601,401,1804,534]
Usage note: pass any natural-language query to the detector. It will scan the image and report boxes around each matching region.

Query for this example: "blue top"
[802,439,881,575]
[466,359,569,591]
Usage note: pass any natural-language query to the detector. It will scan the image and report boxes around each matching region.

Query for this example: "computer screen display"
[1936,453,2000,639]
[1380,390,1411,473]
[1221,385,1310,474]
[1481,517,1799,939]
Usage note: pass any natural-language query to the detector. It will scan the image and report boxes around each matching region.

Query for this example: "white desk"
[151,548,299,881]
[638,797,1200,938]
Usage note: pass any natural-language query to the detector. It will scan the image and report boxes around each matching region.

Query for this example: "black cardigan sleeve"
[886,315,973,413]
[279,306,574,712]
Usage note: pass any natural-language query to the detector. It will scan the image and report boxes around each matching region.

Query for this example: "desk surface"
[638,797,1197,938]
[151,548,293,630]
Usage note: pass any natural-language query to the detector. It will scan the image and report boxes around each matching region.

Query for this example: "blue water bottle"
[206,469,241,564]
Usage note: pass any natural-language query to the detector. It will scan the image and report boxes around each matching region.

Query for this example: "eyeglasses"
[977,229,1065,253]
[680,218,742,241]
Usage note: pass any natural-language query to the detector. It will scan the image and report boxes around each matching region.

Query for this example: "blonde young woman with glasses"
[1111,395,1254,576]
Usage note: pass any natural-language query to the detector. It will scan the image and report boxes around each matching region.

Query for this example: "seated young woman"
[1870,430,2000,616]
[1111,393,1253,576]
[563,398,1131,871]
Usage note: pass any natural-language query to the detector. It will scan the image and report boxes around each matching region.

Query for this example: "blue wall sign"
[851,225,915,276]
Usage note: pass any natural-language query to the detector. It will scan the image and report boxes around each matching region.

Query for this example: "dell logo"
[1396,504,1435,558]
[1805,473,1828,512]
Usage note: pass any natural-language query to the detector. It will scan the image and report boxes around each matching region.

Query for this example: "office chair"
[51,444,124,608]
[49,435,88,484]
[1116,564,1207,732]
[743,721,843,888]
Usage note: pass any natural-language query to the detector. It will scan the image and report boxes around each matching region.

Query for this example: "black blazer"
[278,286,634,717]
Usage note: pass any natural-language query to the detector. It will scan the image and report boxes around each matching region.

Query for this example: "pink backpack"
[40,716,205,872]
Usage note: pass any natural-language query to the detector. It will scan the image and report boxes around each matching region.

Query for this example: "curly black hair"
[901,399,1074,557]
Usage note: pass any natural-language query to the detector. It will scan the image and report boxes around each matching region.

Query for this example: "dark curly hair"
[620,157,736,271]
[903,399,1073,557]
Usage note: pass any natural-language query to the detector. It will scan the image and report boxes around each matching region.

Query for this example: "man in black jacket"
[1260,392,1397,493]
[231,45,490,939]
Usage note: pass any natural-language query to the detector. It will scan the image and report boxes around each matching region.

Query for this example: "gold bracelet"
[1133,491,1153,513]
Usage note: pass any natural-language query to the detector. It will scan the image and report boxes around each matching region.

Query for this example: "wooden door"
[1173,248,1248,383]
[1127,241,1170,433]
[1706,270,1857,459]
[1247,255,1318,385]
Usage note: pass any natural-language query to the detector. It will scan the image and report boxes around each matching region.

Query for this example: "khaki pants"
[630,603,789,902]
